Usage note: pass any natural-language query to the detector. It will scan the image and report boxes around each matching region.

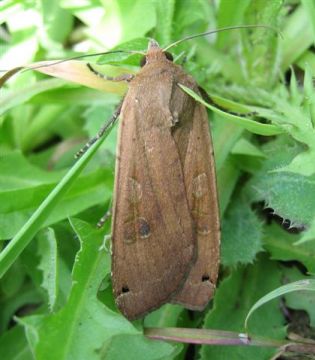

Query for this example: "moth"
[1,25,276,321]
[110,40,220,320]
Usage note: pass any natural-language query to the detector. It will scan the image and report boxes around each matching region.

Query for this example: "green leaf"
[97,38,149,66]
[212,113,244,170]
[246,138,315,227]
[297,216,315,245]
[0,281,41,333]
[216,0,251,49]
[250,168,315,226]
[19,219,177,360]
[144,304,185,328]
[2,2,315,358]
[100,334,180,360]
[0,260,25,298]
[283,267,315,328]
[245,279,315,330]
[0,151,113,239]
[221,193,263,266]
[0,325,33,360]
[281,5,314,70]
[302,0,315,41]
[61,0,156,49]
[231,138,266,158]
[111,0,157,43]
[41,0,73,44]
[0,117,114,278]
[217,157,240,217]
[37,228,58,311]
[274,150,315,177]
[178,85,282,136]
[263,223,315,274]
[241,0,282,88]
[154,0,175,45]
[172,0,211,41]
[200,255,286,360]
[0,78,65,116]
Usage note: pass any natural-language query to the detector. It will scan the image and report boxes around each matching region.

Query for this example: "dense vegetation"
[0,1,315,359]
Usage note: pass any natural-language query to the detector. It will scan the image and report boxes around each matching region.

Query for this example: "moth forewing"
[111,43,198,320]
[171,98,220,309]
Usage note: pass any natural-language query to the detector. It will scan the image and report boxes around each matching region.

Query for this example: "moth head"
[140,39,173,67]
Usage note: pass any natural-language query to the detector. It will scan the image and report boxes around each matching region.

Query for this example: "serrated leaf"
[297,216,315,245]
[289,68,302,106]
[246,139,315,227]
[37,228,58,311]
[258,170,315,224]
[200,255,286,360]
[221,193,263,267]
[249,169,315,227]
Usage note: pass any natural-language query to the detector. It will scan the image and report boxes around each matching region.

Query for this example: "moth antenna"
[24,50,145,72]
[163,24,282,52]
[0,51,123,73]
[0,49,145,86]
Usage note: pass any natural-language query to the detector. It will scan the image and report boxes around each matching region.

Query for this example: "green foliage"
[15,219,178,359]
[221,193,263,267]
[1,0,315,359]
[283,267,315,328]
[200,255,286,360]
[246,137,315,226]
[263,223,315,274]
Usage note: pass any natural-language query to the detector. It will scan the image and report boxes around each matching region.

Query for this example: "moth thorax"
[145,39,167,63]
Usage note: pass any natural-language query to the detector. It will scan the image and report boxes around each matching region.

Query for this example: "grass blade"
[179,84,282,136]
[0,120,115,278]
[245,279,315,330]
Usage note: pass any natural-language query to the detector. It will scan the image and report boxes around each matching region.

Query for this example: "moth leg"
[75,101,123,158]
[87,63,134,82]
[99,234,111,252]
[98,202,112,251]
[97,206,112,228]
[198,86,257,117]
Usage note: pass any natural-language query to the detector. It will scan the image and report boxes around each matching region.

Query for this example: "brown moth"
[111,40,220,320]
[0,25,278,321]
